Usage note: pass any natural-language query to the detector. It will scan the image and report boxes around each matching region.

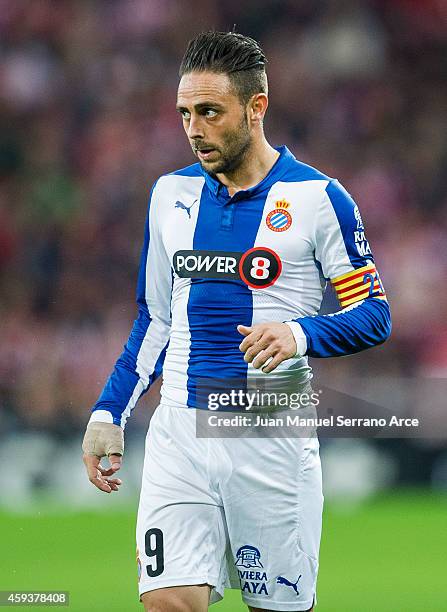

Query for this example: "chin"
[200,160,222,173]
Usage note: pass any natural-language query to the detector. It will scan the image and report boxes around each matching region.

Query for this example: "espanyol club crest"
[236,545,264,568]
[266,199,292,232]
[235,545,269,595]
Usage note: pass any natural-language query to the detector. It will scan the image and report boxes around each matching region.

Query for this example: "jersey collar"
[201,145,296,205]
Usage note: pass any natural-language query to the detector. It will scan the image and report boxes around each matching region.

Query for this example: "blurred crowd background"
[0,0,446,505]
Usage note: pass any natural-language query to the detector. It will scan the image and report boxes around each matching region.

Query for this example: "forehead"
[177,71,237,106]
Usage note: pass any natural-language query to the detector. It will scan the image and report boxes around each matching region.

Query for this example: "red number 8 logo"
[239,247,282,289]
[250,257,271,279]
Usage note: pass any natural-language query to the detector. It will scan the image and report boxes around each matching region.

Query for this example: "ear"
[248,93,268,123]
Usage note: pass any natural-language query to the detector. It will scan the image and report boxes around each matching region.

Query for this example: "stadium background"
[0,1,446,610]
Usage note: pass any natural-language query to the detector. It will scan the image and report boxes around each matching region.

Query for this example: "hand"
[83,454,122,494]
[82,422,124,494]
[237,322,297,374]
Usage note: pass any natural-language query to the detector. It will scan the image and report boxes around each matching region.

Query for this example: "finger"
[243,334,271,361]
[262,352,286,374]
[83,455,114,493]
[92,471,123,494]
[244,340,266,363]
[98,465,116,477]
[97,454,123,476]
[252,347,276,369]
[239,329,263,353]
[92,470,113,493]
[237,325,252,337]
[105,477,122,486]
[108,454,122,472]
[83,454,102,479]
[105,477,122,492]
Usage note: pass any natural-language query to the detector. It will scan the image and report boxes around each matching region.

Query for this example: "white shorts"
[136,404,323,611]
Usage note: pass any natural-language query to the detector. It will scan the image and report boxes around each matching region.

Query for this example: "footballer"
[82,31,391,611]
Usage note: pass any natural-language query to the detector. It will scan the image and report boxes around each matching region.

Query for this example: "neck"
[216,136,280,197]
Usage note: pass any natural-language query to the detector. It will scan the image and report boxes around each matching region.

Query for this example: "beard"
[192,114,252,176]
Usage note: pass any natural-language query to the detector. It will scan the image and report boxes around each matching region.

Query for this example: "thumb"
[237,324,252,336]
[108,454,122,471]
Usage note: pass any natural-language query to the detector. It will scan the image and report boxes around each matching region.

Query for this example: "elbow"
[375,298,392,346]
[379,317,392,345]
[384,311,392,342]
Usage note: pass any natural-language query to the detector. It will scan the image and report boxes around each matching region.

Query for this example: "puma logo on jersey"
[175,199,197,218]
[276,574,301,595]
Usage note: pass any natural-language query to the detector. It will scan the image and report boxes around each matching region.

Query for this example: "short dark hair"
[179,31,268,104]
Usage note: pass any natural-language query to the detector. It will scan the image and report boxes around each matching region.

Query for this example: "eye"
[179,110,191,120]
[204,108,218,118]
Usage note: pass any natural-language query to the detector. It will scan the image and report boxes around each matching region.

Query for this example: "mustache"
[191,142,218,152]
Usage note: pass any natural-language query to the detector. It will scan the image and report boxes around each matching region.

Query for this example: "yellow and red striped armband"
[331,263,387,308]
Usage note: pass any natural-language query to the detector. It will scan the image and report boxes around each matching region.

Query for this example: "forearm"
[91,179,173,427]
[288,297,391,358]
[91,309,168,427]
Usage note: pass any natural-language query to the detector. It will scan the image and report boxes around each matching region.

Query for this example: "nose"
[187,113,205,140]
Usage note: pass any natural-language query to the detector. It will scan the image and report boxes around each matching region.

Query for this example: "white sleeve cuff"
[285,321,308,357]
[88,409,114,425]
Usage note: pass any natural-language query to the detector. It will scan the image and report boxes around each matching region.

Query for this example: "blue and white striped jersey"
[91,146,391,427]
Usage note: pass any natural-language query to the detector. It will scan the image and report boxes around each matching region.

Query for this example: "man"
[82,31,391,612]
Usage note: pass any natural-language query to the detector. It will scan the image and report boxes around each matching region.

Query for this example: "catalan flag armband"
[331,263,387,308]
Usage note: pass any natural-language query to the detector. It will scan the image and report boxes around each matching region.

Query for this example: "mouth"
[195,146,218,161]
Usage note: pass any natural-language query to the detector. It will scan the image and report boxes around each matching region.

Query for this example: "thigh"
[141,585,210,612]
[248,604,314,612]
[136,405,229,603]
[221,435,323,611]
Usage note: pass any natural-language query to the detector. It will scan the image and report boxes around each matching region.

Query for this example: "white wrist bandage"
[82,422,124,457]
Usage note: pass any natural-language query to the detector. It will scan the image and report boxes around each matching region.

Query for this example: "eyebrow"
[175,101,224,112]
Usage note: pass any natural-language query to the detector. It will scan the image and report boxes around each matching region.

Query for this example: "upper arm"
[314,179,387,308]
[137,181,173,326]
